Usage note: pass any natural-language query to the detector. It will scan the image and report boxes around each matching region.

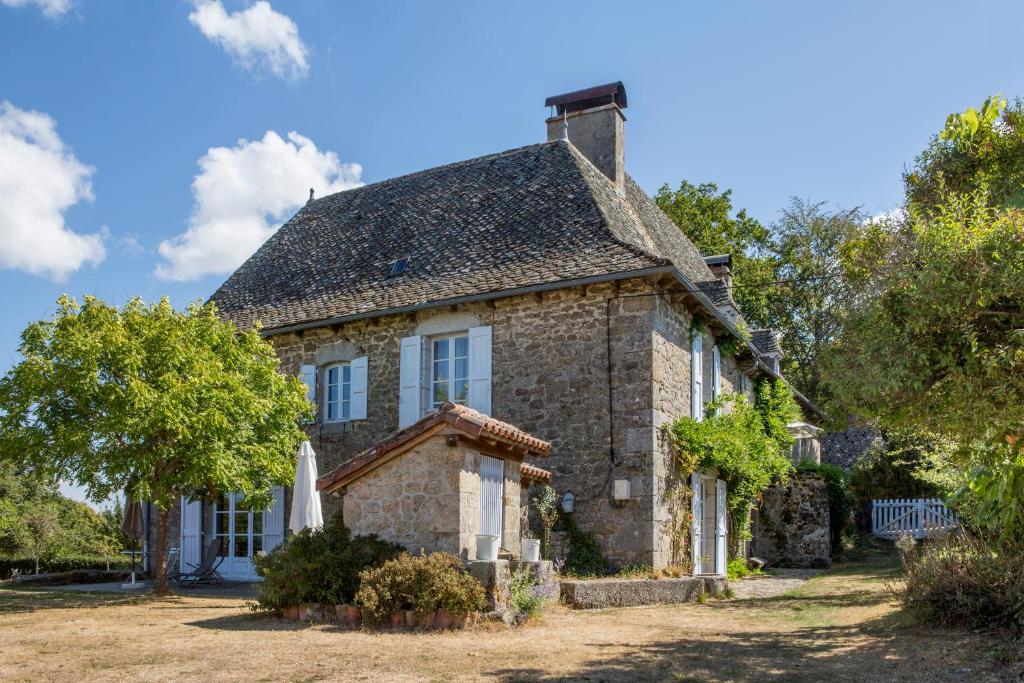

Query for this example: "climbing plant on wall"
[668,378,799,543]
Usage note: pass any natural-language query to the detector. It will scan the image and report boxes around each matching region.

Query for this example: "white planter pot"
[475,534,499,561]
[520,538,540,562]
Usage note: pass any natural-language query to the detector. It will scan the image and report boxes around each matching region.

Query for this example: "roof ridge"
[308,141,552,206]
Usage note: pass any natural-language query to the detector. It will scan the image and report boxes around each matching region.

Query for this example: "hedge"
[0,554,132,579]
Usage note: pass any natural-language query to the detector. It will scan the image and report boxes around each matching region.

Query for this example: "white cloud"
[156,130,361,281]
[0,0,72,18]
[0,101,105,280]
[188,0,309,80]
[865,207,907,226]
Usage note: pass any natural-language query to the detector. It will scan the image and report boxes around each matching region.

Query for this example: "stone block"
[559,576,705,609]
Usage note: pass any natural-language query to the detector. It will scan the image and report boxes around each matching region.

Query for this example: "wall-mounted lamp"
[561,491,575,514]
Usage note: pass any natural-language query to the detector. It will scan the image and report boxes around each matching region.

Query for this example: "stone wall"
[341,435,521,561]
[752,472,831,568]
[139,276,746,570]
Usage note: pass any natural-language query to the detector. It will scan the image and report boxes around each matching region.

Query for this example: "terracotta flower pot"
[345,605,362,626]
[404,610,416,628]
[435,608,452,629]
[283,605,300,621]
[334,605,347,621]
[418,610,436,629]
[389,611,405,627]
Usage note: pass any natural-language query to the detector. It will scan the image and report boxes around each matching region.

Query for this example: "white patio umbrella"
[289,441,324,533]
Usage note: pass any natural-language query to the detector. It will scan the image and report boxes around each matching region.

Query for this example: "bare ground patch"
[0,552,1018,682]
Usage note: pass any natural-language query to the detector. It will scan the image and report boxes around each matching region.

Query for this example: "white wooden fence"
[871,498,958,539]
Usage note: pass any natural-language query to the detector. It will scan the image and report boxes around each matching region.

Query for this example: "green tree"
[0,296,312,592]
[906,95,1024,210]
[829,194,1024,542]
[767,199,864,409]
[655,180,777,326]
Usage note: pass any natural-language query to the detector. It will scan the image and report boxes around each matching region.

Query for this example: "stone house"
[148,82,820,579]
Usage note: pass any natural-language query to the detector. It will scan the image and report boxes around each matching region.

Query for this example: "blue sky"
[2,1,1024,503]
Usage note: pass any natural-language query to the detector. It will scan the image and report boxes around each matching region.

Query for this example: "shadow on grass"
[0,584,159,613]
[487,616,984,683]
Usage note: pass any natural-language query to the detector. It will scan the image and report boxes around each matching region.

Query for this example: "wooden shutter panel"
[262,486,285,553]
[180,496,203,570]
[468,326,492,416]
[691,334,703,421]
[399,335,423,428]
[715,479,728,575]
[690,472,702,574]
[479,455,504,538]
[712,345,721,402]
[350,356,368,420]
[300,364,317,402]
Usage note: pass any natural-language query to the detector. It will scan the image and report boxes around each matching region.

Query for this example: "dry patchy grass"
[0,551,1018,682]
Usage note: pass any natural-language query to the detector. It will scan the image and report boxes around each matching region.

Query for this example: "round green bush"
[355,552,486,624]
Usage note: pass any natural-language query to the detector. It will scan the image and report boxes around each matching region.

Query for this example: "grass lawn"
[0,548,1019,682]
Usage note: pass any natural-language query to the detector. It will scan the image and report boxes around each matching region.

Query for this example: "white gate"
[871,498,958,539]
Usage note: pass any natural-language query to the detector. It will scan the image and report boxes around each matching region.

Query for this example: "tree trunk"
[154,506,171,595]
[34,554,39,575]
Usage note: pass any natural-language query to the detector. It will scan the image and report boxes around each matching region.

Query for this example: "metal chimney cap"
[545,81,627,115]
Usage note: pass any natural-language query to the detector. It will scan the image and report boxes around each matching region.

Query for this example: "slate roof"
[317,402,550,492]
[751,328,784,356]
[210,140,721,332]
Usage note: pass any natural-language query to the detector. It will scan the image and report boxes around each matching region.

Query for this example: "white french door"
[213,493,264,581]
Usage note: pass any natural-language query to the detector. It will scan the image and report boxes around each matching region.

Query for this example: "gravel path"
[729,568,823,599]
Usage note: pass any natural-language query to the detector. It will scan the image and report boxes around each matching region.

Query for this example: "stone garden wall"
[752,472,831,568]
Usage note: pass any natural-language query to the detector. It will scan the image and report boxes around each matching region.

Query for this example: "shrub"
[900,532,1024,631]
[797,461,853,553]
[561,515,607,577]
[253,516,403,611]
[0,553,131,578]
[356,552,486,624]
[508,565,543,618]
[725,557,761,580]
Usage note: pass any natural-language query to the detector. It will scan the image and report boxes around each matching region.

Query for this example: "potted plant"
[532,485,560,560]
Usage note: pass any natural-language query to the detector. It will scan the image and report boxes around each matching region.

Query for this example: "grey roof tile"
[211,140,722,332]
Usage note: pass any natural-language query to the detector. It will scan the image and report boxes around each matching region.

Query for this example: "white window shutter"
[399,335,423,428]
[300,364,317,403]
[180,496,203,571]
[350,356,368,420]
[262,486,285,553]
[468,326,492,416]
[691,334,703,421]
[715,479,728,575]
[690,473,703,574]
[712,345,721,402]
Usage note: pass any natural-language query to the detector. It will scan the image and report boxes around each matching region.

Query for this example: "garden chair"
[164,547,181,586]
[178,539,226,588]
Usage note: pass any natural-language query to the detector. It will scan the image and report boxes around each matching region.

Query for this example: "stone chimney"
[704,254,734,290]
[545,82,627,194]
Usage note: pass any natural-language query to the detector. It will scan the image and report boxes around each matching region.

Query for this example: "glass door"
[213,493,263,580]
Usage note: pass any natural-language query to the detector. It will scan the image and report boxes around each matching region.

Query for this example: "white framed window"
[691,333,704,421]
[324,362,352,422]
[431,333,470,408]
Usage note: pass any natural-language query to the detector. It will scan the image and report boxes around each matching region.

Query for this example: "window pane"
[342,364,351,383]
[433,338,448,361]
[433,381,449,406]
[216,512,229,536]
[433,359,449,382]
[234,534,248,558]
[217,536,229,556]
[453,379,468,405]
[454,335,468,358]
[341,399,350,420]
[454,357,468,381]
[252,512,262,535]
[327,402,337,421]
[252,534,263,554]
[235,512,248,535]
[327,366,338,386]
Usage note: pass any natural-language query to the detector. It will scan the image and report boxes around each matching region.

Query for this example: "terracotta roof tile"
[317,403,550,492]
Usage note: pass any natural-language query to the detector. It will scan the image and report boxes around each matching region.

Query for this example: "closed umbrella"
[120,499,146,590]
[289,441,324,533]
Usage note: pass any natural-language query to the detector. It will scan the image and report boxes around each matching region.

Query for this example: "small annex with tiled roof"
[317,403,551,561]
